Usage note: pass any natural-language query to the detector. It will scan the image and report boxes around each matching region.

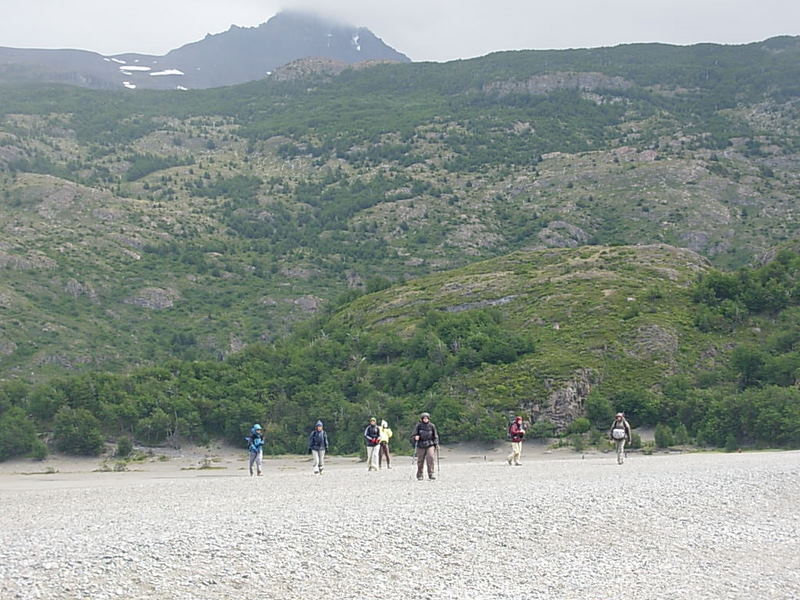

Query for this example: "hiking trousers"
[508,441,522,465]
[615,439,627,464]
[311,449,326,473]
[366,445,380,470]
[416,446,436,479]
[379,442,391,468]
[249,449,263,475]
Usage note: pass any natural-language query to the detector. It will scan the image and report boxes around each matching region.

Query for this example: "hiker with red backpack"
[364,417,381,471]
[507,416,525,466]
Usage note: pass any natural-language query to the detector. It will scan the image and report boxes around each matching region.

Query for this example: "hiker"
[609,412,632,464]
[364,417,381,471]
[246,424,265,476]
[507,416,525,466]
[411,412,439,480]
[308,420,329,475]
[379,419,393,469]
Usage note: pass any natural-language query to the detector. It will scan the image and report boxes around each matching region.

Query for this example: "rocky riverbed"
[1,448,798,599]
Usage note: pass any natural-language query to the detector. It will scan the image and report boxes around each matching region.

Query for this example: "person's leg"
[256,449,263,475]
[416,448,425,479]
[381,443,390,468]
[513,442,522,465]
[425,446,435,479]
[319,449,325,473]
[312,450,320,473]
[371,445,380,470]
[616,440,626,464]
[249,451,256,476]
[507,444,514,465]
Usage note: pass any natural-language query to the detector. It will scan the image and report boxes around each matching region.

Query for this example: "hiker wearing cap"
[411,412,439,480]
[379,419,393,469]
[308,420,329,475]
[364,417,381,471]
[246,424,265,476]
[507,416,525,466]
[609,412,632,464]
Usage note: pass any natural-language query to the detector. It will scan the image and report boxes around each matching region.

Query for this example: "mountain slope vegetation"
[1,37,799,454]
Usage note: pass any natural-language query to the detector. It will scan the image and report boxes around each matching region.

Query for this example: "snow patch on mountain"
[150,69,184,76]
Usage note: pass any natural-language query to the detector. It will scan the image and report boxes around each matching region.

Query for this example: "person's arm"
[432,424,440,447]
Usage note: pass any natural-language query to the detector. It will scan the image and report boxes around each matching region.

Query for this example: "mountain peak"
[0,10,410,90]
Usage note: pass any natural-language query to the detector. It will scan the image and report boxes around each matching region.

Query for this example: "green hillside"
[3,242,800,461]
[1,38,800,455]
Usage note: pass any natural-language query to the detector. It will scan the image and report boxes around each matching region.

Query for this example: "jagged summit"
[0,11,410,90]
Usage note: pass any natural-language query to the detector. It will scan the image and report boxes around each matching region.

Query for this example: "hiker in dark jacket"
[411,412,439,480]
[245,424,265,476]
[609,413,632,465]
[507,416,525,466]
[308,420,330,475]
[364,417,381,471]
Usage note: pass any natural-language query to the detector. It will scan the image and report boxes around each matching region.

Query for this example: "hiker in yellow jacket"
[379,419,393,469]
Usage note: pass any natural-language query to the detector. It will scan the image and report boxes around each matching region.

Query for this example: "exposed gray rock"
[123,287,180,310]
[483,72,633,96]
[537,220,590,248]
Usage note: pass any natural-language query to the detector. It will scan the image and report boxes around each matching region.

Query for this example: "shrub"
[628,432,642,449]
[724,433,739,452]
[672,423,690,445]
[116,436,133,458]
[528,420,556,438]
[588,428,605,446]
[585,391,614,427]
[654,423,674,448]
[570,433,586,452]
[53,407,105,455]
[0,407,41,461]
[566,417,591,434]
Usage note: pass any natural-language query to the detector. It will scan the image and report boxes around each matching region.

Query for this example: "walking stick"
[435,444,440,479]
[411,440,418,480]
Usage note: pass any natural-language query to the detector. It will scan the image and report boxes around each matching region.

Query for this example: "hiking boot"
[429,475,436,480]
[507,457,512,465]
[514,463,522,466]
[417,475,424,481]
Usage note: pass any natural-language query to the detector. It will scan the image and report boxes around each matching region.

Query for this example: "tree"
[53,407,105,455]
[586,390,614,427]
[0,407,45,461]
[654,423,674,448]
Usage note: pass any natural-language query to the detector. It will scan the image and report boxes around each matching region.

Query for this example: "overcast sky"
[2,0,798,61]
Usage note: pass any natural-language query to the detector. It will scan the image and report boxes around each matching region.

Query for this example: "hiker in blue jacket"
[246,424,265,476]
[308,420,330,475]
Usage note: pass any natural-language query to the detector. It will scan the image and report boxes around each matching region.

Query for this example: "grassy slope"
[1,38,799,380]
[329,244,718,424]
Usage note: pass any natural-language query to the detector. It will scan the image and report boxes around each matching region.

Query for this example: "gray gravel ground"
[1,449,799,600]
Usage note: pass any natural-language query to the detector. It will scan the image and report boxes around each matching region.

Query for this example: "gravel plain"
[1,448,799,600]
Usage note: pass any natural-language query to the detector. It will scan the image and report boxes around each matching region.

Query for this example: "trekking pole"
[436,445,441,479]
[411,440,418,481]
